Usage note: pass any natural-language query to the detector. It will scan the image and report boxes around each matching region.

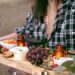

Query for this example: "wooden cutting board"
[0,54,70,75]
[0,54,56,75]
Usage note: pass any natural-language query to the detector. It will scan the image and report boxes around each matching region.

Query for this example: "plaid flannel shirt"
[15,0,75,50]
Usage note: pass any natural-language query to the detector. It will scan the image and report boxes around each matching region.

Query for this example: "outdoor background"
[0,0,32,37]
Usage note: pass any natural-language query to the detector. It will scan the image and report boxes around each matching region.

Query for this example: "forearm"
[0,32,17,41]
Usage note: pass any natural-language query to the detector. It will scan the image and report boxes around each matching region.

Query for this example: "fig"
[2,51,14,58]
[1,47,8,53]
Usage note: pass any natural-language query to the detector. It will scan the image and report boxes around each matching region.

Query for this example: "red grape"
[27,46,50,65]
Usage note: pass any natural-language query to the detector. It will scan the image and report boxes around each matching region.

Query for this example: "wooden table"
[0,54,70,75]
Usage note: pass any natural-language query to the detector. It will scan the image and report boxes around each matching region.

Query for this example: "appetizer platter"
[0,38,74,74]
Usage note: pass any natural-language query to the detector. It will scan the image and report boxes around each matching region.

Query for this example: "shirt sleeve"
[15,12,34,36]
[64,6,75,50]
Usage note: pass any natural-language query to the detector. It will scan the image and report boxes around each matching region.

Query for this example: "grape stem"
[35,54,39,65]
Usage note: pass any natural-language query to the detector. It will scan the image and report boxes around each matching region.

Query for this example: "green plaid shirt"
[15,0,75,50]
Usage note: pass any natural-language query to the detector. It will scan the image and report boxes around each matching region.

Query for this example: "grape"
[0,45,3,53]
[27,46,50,65]
[0,45,3,49]
[36,59,43,65]
[32,55,37,59]
[31,60,36,64]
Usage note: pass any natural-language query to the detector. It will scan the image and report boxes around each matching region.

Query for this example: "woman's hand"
[0,32,17,41]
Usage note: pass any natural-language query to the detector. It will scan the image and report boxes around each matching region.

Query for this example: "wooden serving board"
[0,54,70,75]
[0,54,56,75]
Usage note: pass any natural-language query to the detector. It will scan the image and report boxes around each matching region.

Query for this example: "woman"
[0,0,75,50]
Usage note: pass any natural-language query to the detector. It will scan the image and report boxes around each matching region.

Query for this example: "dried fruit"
[1,47,8,53]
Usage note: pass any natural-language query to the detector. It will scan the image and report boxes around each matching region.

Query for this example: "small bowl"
[9,46,29,60]
[0,41,16,49]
